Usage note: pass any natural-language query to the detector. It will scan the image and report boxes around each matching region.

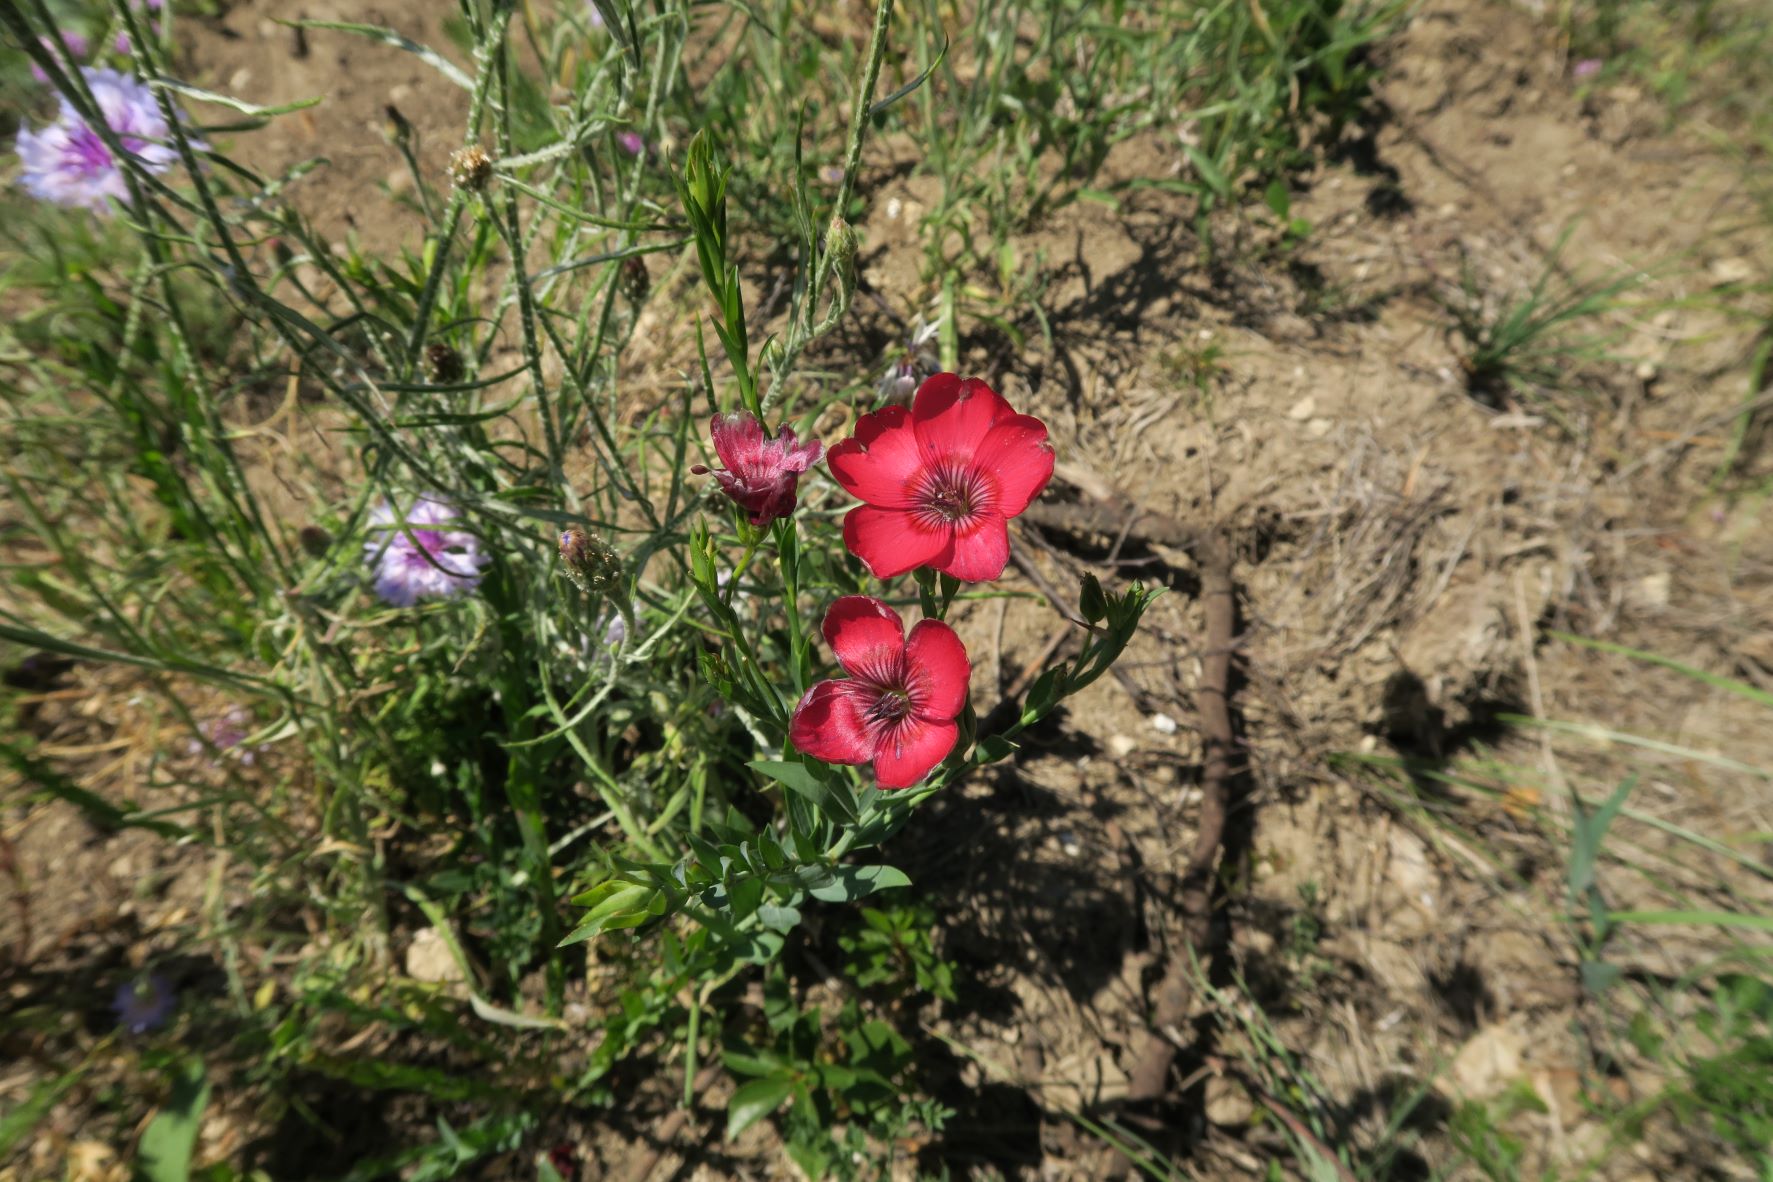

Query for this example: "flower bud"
[824,215,857,267]
[559,526,623,595]
[1078,573,1108,625]
[448,144,493,192]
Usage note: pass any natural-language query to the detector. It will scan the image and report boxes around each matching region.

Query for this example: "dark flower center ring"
[912,460,996,528]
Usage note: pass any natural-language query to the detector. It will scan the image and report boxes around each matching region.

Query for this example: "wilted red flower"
[827,373,1053,582]
[789,596,970,789]
[692,411,824,526]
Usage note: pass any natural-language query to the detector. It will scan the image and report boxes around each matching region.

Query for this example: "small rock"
[1287,394,1317,421]
[404,927,463,984]
[1629,571,1670,612]
[1108,734,1137,758]
[389,83,413,102]
[1306,417,1334,438]
[1204,1074,1256,1126]
[1149,712,1178,735]
[1445,1024,1526,1100]
[1386,829,1438,911]
[1710,256,1753,285]
[228,68,252,93]
[885,196,903,220]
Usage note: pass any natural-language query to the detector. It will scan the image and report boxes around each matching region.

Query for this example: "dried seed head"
[425,342,465,385]
[448,144,493,192]
[298,525,333,557]
[559,526,623,595]
[620,254,650,302]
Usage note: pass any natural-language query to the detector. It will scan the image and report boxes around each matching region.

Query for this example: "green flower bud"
[559,526,623,596]
[824,215,857,267]
[1078,573,1108,625]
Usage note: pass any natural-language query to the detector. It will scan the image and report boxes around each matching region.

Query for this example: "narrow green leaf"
[1549,631,1773,708]
[151,78,322,117]
[281,21,473,89]
[1607,909,1773,933]
[0,1063,86,1155]
[750,759,859,826]
[1183,144,1232,200]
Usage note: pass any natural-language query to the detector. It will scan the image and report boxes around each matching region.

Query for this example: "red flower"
[827,373,1053,582]
[693,411,823,526]
[789,596,971,789]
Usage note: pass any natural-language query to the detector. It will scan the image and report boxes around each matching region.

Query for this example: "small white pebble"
[1108,734,1136,758]
[885,196,903,220]
[1150,712,1178,735]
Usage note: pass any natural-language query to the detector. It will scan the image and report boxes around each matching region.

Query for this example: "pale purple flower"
[363,496,490,607]
[585,1,605,27]
[616,131,645,157]
[185,706,263,766]
[30,32,89,84]
[820,164,845,185]
[876,315,941,404]
[113,974,175,1034]
[1572,58,1603,80]
[603,613,627,647]
[16,67,181,213]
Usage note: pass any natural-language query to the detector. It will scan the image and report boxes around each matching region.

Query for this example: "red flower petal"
[821,595,906,680]
[789,680,874,765]
[842,505,953,580]
[709,411,763,472]
[905,619,970,721]
[872,718,960,789]
[911,374,1012,458]
[939,517,1010,582]
[973,415,1054,518]
[826,405,920,508]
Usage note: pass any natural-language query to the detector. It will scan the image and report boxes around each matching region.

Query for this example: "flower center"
[65,124,115,178]
[398,530,447,565]
[913,460,994,528]
[865,687,914,726]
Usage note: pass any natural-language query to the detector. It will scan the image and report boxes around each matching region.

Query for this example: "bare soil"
[4,0,1771,1179]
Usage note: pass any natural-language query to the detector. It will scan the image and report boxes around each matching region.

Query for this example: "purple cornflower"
[186,706,263,766]
[616,130,646,157]
[16,67,181,213]
[29,32,89,84]
[113,974,175,1034]
[363,496,490,607]
[1572,58,1603,80]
